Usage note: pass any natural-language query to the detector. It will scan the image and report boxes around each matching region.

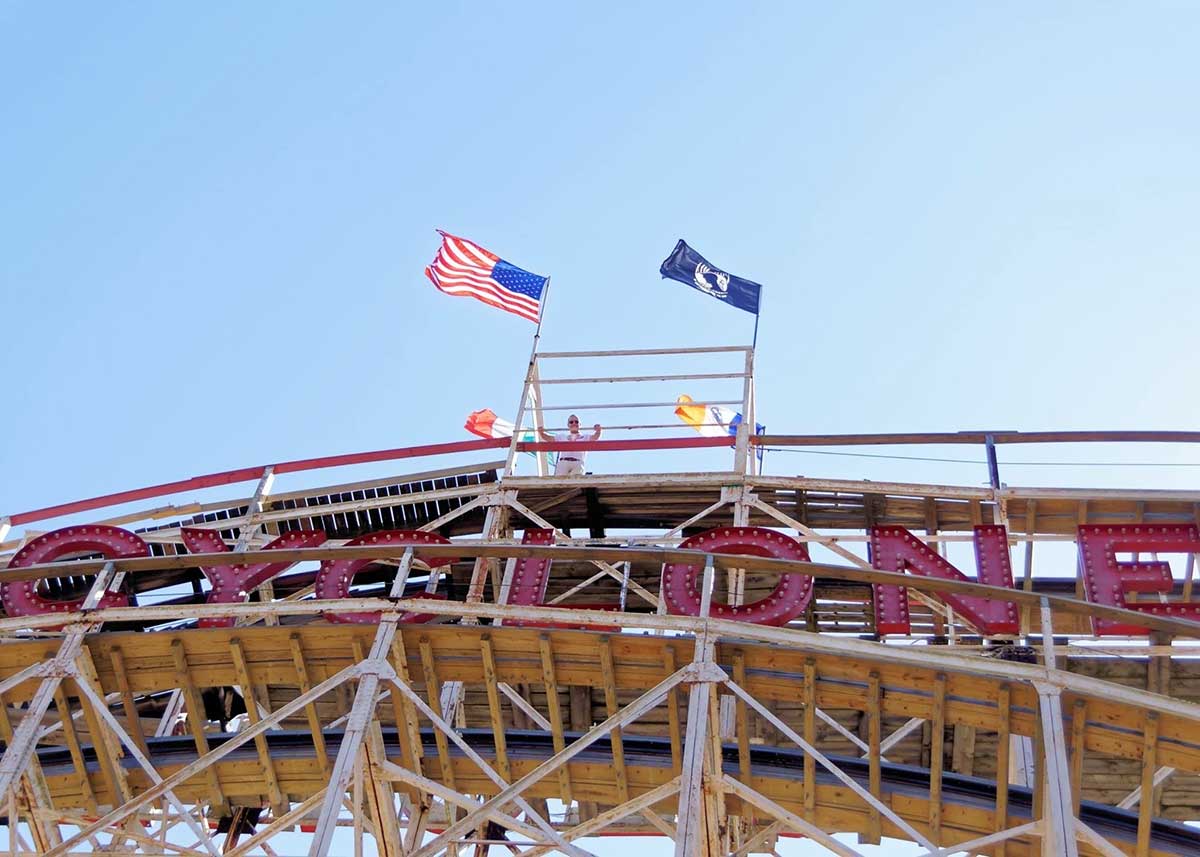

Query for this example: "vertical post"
[1035,683,1080,857]
[751,292,762,350]
[1040,598,1058,672]
[308,616,400,857]
[746,352,758,476]
[723,497,748,739]
[733,348,754,474]
[504,277,551,478]
[1020,500,1038,637]
[504,366,537,479]
[675,557,719,857]
[528,364,549,477]
[985,434,1001,490]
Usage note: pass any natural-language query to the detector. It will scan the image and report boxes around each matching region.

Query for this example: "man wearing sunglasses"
[539,414,602,475]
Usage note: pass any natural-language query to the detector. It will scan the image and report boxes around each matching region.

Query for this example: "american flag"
[424,231,547,323]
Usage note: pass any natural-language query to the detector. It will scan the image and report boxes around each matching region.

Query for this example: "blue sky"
[3,1,1200,516]
[2,3,1198,853]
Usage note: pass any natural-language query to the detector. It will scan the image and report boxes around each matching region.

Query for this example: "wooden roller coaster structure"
[2,345,1200,856]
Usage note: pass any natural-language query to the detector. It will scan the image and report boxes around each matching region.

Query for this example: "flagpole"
[503,276,552,477]
[751,289,762,350]
[534,275,552,340]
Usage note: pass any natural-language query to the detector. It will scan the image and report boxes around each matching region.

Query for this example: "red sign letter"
[870,526,1019,636]
[1077,524,1200,635]
[1,525,146,620]
[506,528,557,608]
[662,526,814,626]
[314,530,456,624]
[180,527,328,628]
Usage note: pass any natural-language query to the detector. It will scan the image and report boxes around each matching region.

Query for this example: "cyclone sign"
[4,522,1199,637]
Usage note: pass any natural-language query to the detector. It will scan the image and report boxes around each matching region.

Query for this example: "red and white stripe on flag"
[424,231,544,323]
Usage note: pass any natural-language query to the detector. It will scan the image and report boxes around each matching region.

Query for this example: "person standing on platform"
[540,414,601,475]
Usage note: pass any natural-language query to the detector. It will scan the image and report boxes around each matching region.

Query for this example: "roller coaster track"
[15,728,1199,856]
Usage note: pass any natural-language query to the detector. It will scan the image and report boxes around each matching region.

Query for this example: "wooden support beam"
[537,634,573,804]
[388,676,599,857]
[873,717,922,758]
[379,761,548,846]
[722,777,861,857]
[1137,712,1158,857]
[703,673,726,853]
[37,808,208,856]
[994,683,1012,857]
[1035,684,1079,857]
[664,646,683,777]
[1032,697,1045,820]
[387,633,426,808]
[308,616,401,857]
[74,647,133,810]
[569,678,597,822]
[499,681,551,730]
[363,726,402,857]
[229,638,287,818]
[0,695,61,852]
[674,669,715,857]
[288,634,331,778]
[45,661,361,856]
[50,686,97,813]
[521,777,682,857]
[865,671,881,846]
[724,678,936,852]
[951,723,976,776]
[70,675,222,857]
[929,673,946,841]
[227,790,328,857]
[0,564,117,806]
[1073,819,1128,857]
[731,651,752,793]
[598,636,630,804]
[478,635,510,782]
[919,821,1043,857]
[1118,765,1176,810]
[1069,698,1087,815]
[1020,500,1038,635]
[169,640,227,815]
[417,637,457,796]
[802,658,816,814]
[108,647,146,755]
[730,820,783,857]
[385,666,693,857]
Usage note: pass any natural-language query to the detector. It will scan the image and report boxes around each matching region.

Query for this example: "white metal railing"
[505,344,755,477]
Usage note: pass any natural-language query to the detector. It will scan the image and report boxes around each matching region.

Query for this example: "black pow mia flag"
[659,239,762,315]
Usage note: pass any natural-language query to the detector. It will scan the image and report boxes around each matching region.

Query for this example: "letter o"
[661,526,813,626]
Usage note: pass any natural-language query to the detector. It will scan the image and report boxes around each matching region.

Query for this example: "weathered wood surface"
[3,624,1200,838]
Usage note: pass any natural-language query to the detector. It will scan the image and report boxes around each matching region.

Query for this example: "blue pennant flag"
[659,239,762,315]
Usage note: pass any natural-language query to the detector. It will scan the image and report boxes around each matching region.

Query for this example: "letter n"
[870,526,1019,636]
